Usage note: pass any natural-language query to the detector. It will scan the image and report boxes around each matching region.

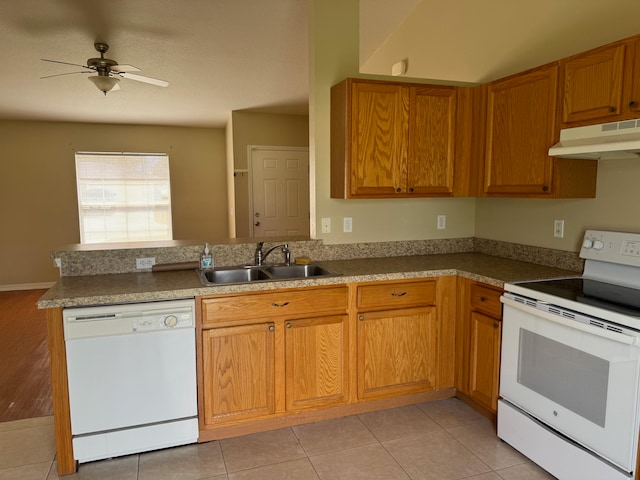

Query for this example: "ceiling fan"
[41,42,169,94]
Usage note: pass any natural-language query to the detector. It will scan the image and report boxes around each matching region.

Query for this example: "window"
[75,152,173,244]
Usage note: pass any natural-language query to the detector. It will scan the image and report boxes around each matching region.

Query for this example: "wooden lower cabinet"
[202,323,275,425]
[468,311,501,411]
[197,278,457,438]
[284,314,348,410]
[357,306,437,400]
[456,278,503,417]
[198,286,350,431]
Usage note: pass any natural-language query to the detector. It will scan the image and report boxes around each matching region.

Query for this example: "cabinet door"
[561,43,626,125]
[285,315,348,411]
[484,64,558,196]
[202,323,275,425]
[468,312,501,413]
[408,86,456,195]
[357,306,437,400]
[626,38,640,115]
[350,82,409,196]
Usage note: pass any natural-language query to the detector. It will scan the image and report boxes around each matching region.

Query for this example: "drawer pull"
[271,301,290,307]
[268,325,275,332]
[391,291,407,297]
[480,296,487,302]
[359,315,365,321]
[286,322,292,328]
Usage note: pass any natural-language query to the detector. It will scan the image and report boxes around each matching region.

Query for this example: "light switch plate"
[554,219,564,238]
[321,217,331,234]
[343,217,352,233]
[437,215,446,230]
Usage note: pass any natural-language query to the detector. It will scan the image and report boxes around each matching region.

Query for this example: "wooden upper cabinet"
[484,63,558,196]
[628,37,640,115]
[331,78,465,198]
[350,81,409,197]
[408,86,456,195]
[561,43,626,125]
[560,38,640,127]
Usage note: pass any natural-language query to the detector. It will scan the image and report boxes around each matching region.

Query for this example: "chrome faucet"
[254,242,291,266]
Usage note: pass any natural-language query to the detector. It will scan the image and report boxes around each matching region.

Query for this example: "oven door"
[500,296,640,472]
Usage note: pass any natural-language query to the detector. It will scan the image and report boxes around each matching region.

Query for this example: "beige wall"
[231,111,309,238]
[0,120,227,286]
[475,159,640,252]
[309,0,476,244]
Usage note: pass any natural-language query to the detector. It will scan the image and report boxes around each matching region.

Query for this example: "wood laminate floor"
[0,289,52,422]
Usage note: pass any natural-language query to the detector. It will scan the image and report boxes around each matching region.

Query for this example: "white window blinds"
[75,152,173,244]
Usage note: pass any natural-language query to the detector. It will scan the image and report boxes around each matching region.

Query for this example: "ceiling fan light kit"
[88,75,120,94]
[41,42,168,94]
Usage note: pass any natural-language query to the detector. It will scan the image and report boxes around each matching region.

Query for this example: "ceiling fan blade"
[41,58,92,69]
[111,64,141,73]
[119,72,169,87]
[111,83,121,91]
[40,71,93,79]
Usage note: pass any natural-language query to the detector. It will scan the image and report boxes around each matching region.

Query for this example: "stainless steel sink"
[197,264,339,286]
[199,267,271,285]
[261,264,334,279]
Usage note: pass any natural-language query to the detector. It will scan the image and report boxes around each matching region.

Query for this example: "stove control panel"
[581,230,640,267]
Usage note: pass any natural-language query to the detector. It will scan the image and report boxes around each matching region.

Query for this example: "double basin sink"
[198,264,340,286]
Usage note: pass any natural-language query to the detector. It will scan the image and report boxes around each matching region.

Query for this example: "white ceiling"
[3,0,640,128]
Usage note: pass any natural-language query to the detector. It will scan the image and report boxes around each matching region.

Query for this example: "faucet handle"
[282,244,291,266]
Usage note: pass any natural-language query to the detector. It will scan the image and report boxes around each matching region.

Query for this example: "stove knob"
[582,239,593,249]
[593,240,605,251]
[163,315,178,327]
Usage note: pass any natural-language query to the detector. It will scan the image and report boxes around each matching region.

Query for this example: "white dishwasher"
[63,298,198,463]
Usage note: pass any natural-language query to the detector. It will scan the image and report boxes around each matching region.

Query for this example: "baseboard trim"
[0,282,55,292]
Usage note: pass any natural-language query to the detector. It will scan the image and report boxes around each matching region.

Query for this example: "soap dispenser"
[201,243,214,270]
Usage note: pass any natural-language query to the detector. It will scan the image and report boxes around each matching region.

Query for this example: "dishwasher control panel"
[63,298,196,340]
[134,311,193,331]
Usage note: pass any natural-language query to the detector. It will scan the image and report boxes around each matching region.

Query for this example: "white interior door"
[250,147,309,237]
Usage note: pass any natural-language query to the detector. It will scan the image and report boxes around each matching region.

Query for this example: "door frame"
[247,145,310,237]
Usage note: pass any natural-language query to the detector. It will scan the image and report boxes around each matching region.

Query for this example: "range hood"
[549,119,640,160]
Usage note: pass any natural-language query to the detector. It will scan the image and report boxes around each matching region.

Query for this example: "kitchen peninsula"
[39,238,580,475]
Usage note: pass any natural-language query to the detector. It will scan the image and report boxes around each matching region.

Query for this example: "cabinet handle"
[630,101,638,108]
[609,106,617,113]
[268,325,275,332]
[286,322,292,328]
[480,296,487,302]
[408,187,414,193]
[493,323,499,329]
[396,188,402,193]
[358,315,365,321]
[542,185,549,192]
[391,291,407,297]
[271,301,290,307]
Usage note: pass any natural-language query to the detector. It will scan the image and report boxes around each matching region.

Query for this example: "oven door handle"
[502,296,640,346]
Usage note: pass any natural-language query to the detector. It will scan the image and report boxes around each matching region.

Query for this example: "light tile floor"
[0,398,557,480]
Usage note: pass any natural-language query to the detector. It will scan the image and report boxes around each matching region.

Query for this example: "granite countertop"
[37,252,579,309]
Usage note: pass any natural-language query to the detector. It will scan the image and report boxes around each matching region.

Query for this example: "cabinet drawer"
[357,280,436,311]
[202,286,348,324]
[470,284,502,318]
